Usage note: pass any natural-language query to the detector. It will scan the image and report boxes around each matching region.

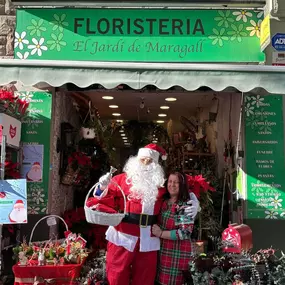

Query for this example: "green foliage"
[188,237,285,285]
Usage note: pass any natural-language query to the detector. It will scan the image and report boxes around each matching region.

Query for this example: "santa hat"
[14,200,24,208]
[33,162,40,166]
[137,144,167,163]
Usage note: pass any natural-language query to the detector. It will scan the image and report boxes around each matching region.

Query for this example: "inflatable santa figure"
[9,200,27,223]
[92,144,200,285]
[27,162,42,182]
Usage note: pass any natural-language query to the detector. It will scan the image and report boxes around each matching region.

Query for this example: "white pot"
[81,127,96,139]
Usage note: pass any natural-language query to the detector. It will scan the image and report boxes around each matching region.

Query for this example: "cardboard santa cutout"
[27,162,42,182]
[9,200,27,223]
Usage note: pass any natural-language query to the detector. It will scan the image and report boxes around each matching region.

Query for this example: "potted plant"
[81,120,97,140]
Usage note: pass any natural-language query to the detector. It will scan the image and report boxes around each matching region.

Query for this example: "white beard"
[10,208,27,223]
[123,156,165,210]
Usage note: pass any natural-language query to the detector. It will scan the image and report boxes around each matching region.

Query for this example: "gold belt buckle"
[139,214,149,228]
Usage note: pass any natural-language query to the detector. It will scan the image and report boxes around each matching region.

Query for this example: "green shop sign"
[244,95,285,220]
[15,9,265,62]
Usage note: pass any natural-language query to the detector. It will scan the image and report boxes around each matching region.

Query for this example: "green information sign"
[245,94,285,219]
[20,92,52,215]
[15,9,265,62]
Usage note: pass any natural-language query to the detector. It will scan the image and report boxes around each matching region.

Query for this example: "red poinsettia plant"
[186,174,215,198]
[0,89,29,119]
[2,160,21,179]
[68,151,91,168]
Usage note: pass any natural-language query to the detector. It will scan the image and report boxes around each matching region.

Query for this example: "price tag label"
[46,217,57,226]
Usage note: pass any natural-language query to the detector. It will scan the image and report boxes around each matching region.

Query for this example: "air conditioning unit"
[267,0,285,18]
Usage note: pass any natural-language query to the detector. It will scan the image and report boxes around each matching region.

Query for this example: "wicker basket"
[29,215,68,244]
[84,182,126,226]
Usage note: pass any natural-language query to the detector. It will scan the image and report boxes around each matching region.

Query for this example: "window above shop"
[11,0,265,8]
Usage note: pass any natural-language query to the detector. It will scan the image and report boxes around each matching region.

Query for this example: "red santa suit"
[97,172,166,285]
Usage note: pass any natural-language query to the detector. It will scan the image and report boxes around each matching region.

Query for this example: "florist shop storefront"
[1,4,285,261]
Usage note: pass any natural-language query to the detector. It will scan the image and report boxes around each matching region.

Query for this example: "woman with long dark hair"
[152,171,197,285]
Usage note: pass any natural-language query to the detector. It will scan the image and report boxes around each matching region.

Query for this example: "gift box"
[0,113,21,147]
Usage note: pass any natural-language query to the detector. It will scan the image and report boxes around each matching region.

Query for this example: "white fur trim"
[106,226,138,252]
[105,201,161,252]
[139,201,160,251]
[138,148,159,162]
[161,154,167,160]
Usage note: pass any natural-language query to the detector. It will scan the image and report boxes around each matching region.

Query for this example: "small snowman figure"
[19,251,28,266]
[38,250,46,266]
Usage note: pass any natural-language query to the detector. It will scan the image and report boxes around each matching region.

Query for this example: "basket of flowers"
[12,215,89,285]
[84,181,126,227]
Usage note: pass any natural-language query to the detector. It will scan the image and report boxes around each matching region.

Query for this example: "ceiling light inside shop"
[109,105,119,108]
[158,114,167,117]
[117,120,123,123]
[121,133,126,137]
[112,113,121,116]
[156,120,165,123]
[165,97,177,102]
[160,106,169,109]
[102,96,114,100]
[119,130,124,133]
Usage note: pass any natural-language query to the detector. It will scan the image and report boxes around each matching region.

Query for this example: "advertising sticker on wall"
[0,179,27,224]
[19,91,52,215]
[244,94,285,219]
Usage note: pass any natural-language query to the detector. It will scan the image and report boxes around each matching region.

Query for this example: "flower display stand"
[12,215,88,285]
[12,263,82,285]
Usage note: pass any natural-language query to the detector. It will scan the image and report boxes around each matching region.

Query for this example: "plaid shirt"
[156,200,193,285]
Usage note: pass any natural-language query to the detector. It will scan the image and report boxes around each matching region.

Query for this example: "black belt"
[122,213,158,228]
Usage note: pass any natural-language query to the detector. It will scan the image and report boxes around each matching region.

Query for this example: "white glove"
[184,192,200,219]
[98,166,117,190]
[99,172,112,190]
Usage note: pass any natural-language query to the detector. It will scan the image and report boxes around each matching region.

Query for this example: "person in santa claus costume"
[94,144,200,285]
[26,162,42,182]
[9,200,27,223]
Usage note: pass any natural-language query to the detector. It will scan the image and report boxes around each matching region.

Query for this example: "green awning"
[11,0,265,8]
[1,59,285,93]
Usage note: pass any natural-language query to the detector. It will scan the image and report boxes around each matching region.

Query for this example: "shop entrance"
[57,84,242,251]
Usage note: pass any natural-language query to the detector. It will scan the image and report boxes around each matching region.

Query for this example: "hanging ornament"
[209,94,219,122]
[140,97,145,109]
[81,127,96,139]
